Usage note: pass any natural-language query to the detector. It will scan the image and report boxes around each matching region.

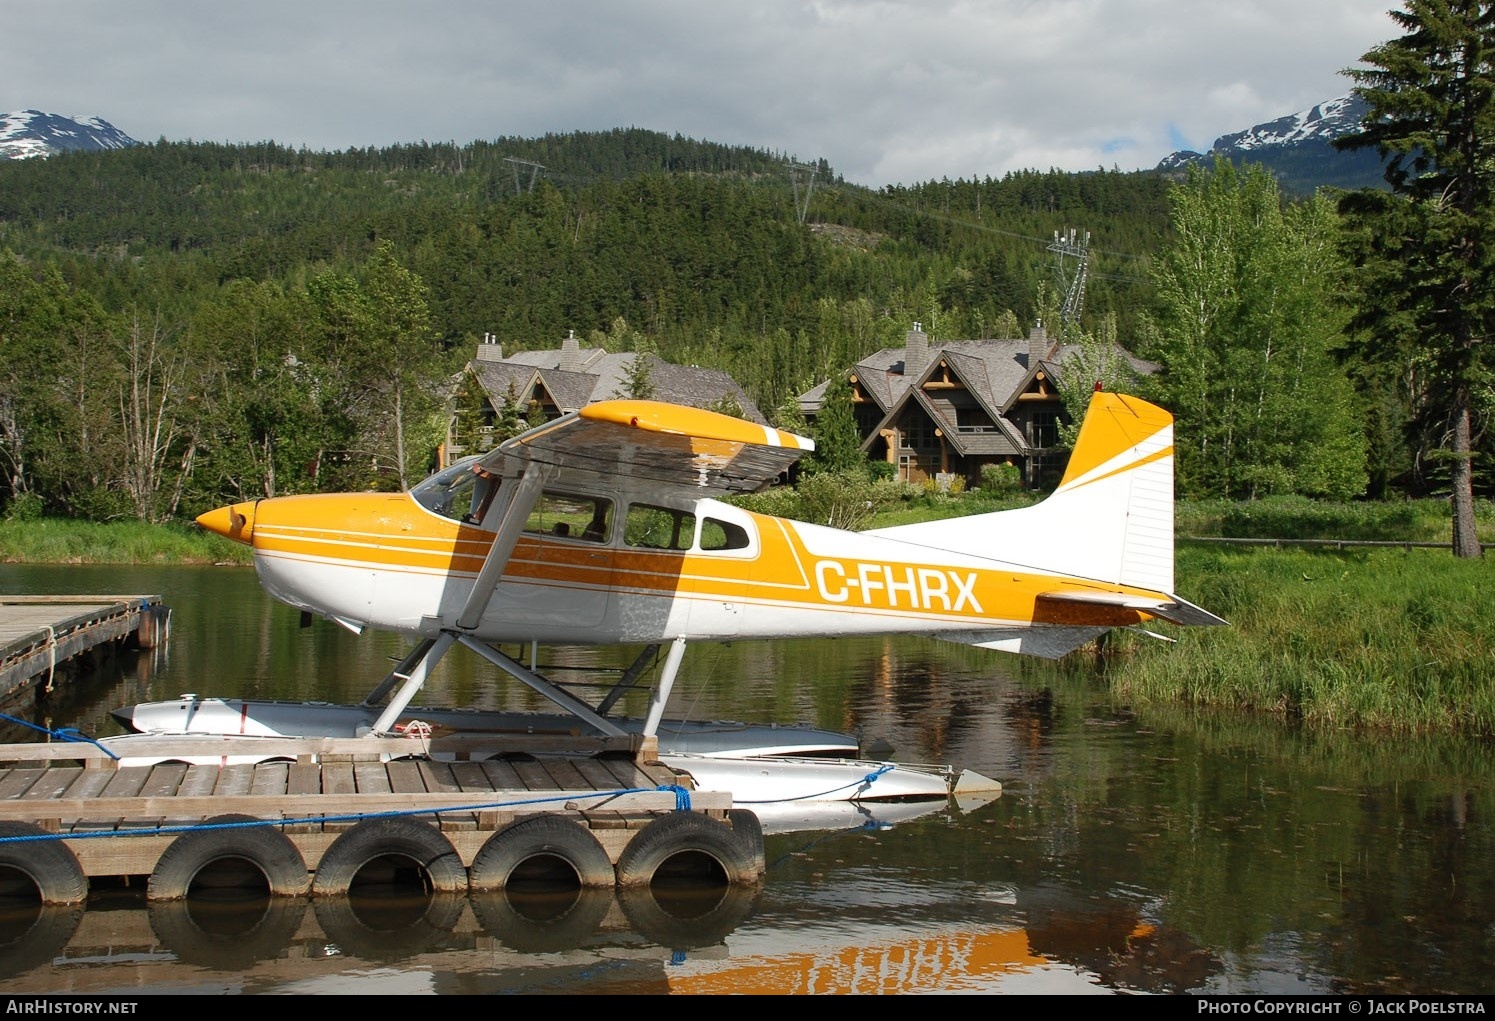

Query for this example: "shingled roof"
[800,325,1154,420]
[796,322,1157,487]
[467,333,767,423]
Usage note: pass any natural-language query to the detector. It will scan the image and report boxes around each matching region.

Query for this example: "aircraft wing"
[475,400,815,496]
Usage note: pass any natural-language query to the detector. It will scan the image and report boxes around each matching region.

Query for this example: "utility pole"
[1048,227,1090,338]
[503,157,546,195]
[786,161,818,225]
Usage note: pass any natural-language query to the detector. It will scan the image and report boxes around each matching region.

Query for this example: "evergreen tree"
[492,381,527,442]
[616,339,657,400]
[807,373,866,475]
[1335,0,1494,555]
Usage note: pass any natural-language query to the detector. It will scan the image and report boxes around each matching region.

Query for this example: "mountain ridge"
[2,101,1388,193]
[0,110,138,160]
[1155,94,1388,194]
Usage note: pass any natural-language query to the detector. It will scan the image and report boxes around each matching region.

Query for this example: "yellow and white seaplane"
[112,388,1224,814]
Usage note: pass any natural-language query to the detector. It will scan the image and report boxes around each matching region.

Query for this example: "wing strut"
[456,462,544,631]
[641,636,688,738]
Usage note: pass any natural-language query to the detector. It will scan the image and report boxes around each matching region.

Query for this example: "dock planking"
[0,595,170,713]
[0,733,729,882]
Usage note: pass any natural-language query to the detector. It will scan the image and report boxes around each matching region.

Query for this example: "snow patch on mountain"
[0,110,139,160]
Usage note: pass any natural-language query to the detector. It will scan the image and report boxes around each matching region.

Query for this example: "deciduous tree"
[1142,159,1367,500]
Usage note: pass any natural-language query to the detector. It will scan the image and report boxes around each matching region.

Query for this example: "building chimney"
[1028,322,1049,369]
[904,322,929,377]
[559,329,581,372]
[476,332,503,362]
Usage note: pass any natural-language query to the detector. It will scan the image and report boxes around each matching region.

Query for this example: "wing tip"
[581,399,814,450]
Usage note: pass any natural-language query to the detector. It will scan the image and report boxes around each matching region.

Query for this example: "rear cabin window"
[700,516,750,551]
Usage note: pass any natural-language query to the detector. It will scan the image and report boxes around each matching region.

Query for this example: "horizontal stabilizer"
[1146,594,1229,628]
[1036,589,1176,613]
[1035,589,1228,627]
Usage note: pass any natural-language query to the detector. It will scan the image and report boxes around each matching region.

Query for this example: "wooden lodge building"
[797,322,1156,490]
[441,323,1154,491]
[441,332,765,468]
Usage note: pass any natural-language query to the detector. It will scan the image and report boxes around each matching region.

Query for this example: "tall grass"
[1175,494,1495,543]
[1063,544,1495,736]
[0,518,252,565]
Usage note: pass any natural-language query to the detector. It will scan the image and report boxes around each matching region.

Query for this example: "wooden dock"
[0,732,759,899]
[0,595,170,711]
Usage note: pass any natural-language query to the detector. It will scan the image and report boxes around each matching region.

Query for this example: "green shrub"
[979,462,1023,497]
[2,492,44,522]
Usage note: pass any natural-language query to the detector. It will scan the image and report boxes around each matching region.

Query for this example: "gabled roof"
[863,349,1032,457]
[802,331,1156,420]
[467,343,768,424]
[469,360,540,403]
[800,325,1160,470]
[535,367,601,410]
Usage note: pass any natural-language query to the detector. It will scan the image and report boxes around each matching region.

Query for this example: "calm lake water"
[1,563,1493,996]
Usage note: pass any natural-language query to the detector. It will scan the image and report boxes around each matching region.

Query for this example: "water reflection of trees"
[1005,665,1495,995]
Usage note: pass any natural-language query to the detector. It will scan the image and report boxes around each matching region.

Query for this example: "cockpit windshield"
[411,456,492,523]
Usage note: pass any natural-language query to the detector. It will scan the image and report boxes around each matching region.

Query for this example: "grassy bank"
[1020,542,1495,736]
[3,497,1491,735]
[0,517,252,566]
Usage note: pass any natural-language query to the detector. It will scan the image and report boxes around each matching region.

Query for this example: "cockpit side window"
[624,504,696,551]
[524,492,613,543]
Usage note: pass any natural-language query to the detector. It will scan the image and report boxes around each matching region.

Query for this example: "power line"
[1048,227,1091,331]
[786,162,818,225]
[502,156,547,195]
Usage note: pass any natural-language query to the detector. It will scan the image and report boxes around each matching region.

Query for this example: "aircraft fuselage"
[210,486,1153,646]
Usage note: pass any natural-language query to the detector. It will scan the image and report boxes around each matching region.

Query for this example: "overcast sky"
[7,1,1401,187]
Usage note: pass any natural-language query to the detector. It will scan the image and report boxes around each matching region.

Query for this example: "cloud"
[4,0,1399,185]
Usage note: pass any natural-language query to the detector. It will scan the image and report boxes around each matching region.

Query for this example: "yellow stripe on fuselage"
[246,492,1160,631]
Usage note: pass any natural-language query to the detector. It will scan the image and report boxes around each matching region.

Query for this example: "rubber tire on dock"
[467,816,615,891]
[726,808,766,876]
[147,814,309,901]
[310,817,467,896]
[0,821,89,905]
[614,811,762,888]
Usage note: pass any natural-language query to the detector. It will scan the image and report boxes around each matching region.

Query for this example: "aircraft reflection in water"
[117,390,1224,806]
[5,881,1219,995]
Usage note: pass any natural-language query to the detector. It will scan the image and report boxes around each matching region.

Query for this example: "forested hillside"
[0,130,1176,521]
[3,127,1483,527]
[0,129,1169,361]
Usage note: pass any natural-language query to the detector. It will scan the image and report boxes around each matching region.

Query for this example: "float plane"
[114,388,1224,809]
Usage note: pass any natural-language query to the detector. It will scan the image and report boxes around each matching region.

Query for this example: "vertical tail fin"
[866,391,1177,593]
[1045,390,1177,593]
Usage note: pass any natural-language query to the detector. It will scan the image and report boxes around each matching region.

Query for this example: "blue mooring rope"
[0,712,119,760]
[730,763,896,805]
[0,782,697,844]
